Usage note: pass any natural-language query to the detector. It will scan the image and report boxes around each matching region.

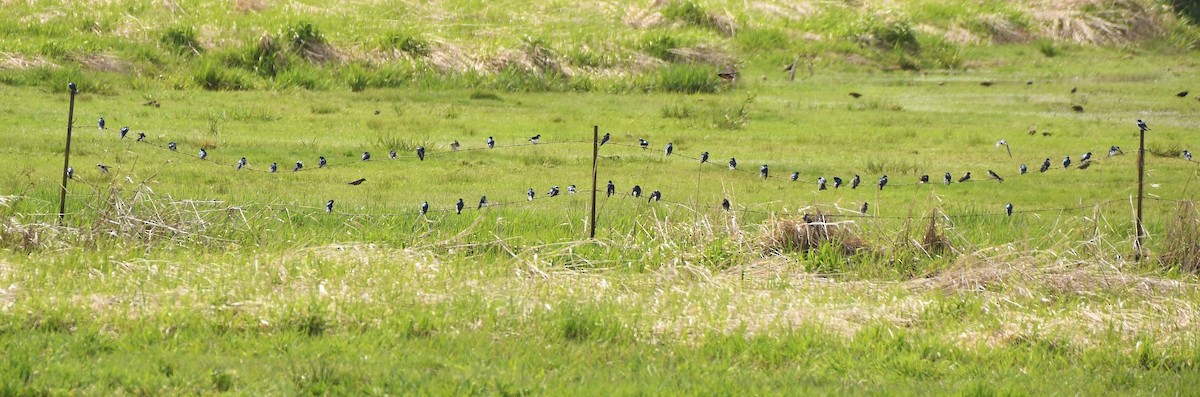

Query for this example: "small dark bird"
[416,146,425,161]
[700,152,709,163]
[478,196,488,209]
[639,138,649,149]
[294,161,303,172]
[817,177,827,190]
[136,132,146,142]
[1178,91,1189,98]
[717,67,737,81]
[1072,105,1084,112]
[421,201,429,215]
[1071,86,1077,94]
[649,190,661,202]
[607,181,615,197]
[97,163,109,174]
[530,134,541,144]
[361,152,371,161]
[1108,146,1123,157]
[568,185,577,194]
[919,175,929,184]
[237,157,247,170]
[833,177,843,188]
[980,81,994,87]
[1027,80,1034,86]
[548,186,560,197]
[487,136,495,149]
[199,148,207,160]
[849,92,862,98]
[325,200,334,213]
[722,199,731,211]
[665,143,673,156]
[760,164,768,179]
[319,156,327,168]
[1005,203,1013,216]
[852,175,860,189]
[66,166,74,179]
[527,188,535,202]
[269,162,277,173]
[790,172,799,182]
[1027,125,1037,135]
[374,109,380,115]
[959,172,972,183]
[1186,150,1193,161]
[450,141,460,151]
[390,150,397,159]
[1063,156,1071,169]
[728,158,737,170]
[1020,164,1027,174]
[1037,159,1049,173]
[988,170,1003,182]
[68,82,76,93]
[348,178,366,185]
[456,198,464,214]
[600,133,610,146]
[861,202,869,214]
[632,185,642,198]
[942,172,951,185]
[98,117,105,130]
[1042,132,1052,137]
[1078,160,1092,170]
[120,127,129,139]
[1081,152,1092,162]
[167,142,177,151]
[878,175,888,190]
[1137,119,1149,132]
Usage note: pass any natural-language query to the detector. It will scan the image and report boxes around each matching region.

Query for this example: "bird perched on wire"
[1005,203,1013,216]
[1081,152,1092,162]
[237,158,247,170]
[665,143,673,156]
[361,152,371,161]
[878,175,888,190]
[530,134,540,144]
[348,178,366,185]
[548,186,560,197]
[478,196,488,209]
[97,164,109,174]
[319,156,327,168]
[389,150,397,159]
[1137,119,1149,132]
[269,162,277,173]
[136,132,146,142]
[632,185,642,198]
[1040,158,1051,173]
[1186,150,1193,161]
[700,152,709,163]
[421,201,429,215]
[648,190,661,202]
[760,164,768,179]
[728,158,737,170]
[833,176,843,188]
[919,175,929,184]
[852,175,861,189]
[988,170,1003,182]
[722,198,730,211]
[959,172,972,183]
[98,117,105,130]
[607,181,615,197]
[790,172,799,182]
[326,200,334,213]
[120,127,129,139]
[1020,164,1027,175]
[417,146,425,161]
[527,188,535,202]
[1108,146,1123,157]
[996,139,1011,157]
[167,142,177,151]
[944,172,952,185]
[639,138,649,149]
[1062,156,1071,169]
[567,185,577,194]
[861,202,869,214]
[487,136,495,149]
[600,133,610,146]
[450,141,460,151]
[199,148,207,160]
[294,161,303,172]
[456,198,464,214]
[66,166,74,179]
[817,177,827,190]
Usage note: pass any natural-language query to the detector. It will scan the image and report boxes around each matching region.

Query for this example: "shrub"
[380,32,430,56]
[663,1,710,27]
[193,62,252,91]
[1035,38,1062,57]
[642,33,683,61]
[285,21,325,53]
[657,63,721,93]
[161,26,202,56]
[225,34,288,77]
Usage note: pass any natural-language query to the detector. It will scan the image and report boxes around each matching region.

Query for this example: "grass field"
[3,0,1200,395]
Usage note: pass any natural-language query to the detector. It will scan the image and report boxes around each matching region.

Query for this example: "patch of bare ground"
[747,1,818,20]
[77,53,129,72]
[0,52,58,70]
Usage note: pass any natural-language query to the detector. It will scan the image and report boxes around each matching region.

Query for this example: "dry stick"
[57,82,78,225]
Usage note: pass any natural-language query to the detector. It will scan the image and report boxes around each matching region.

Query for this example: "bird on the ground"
[1063,156,1071,169]
[861,202,869,214]
[568,185,577,194]
[269,162,277,173]
[199,148,207,160]
[722,199,730,211]
[728,158,737,170]
[456,198,464,214]
[1005,203,1013,216]
[1137,119,1149,132]
[120,127,129,139]
[417,146,425,161]
[319,156,327,168]
[527,188,535,201]
[1178,91,1189,98]
[607,181,615,197]
[136,132,146,142]
[98,117,105,130]
[1027,125,1037,135]
[718,67,737,81]
[389,150,397,159]
[600,133,610,146]
[450,141,460,151]
[919,175,929,184]
[1020,164,1027,174]
[944,172,952,185]
[1109,146,1124,157]
[487,136,495,149]
[97,164,109,174]
[849,92,862,98]
[817,177,827,190]
[700,152,709,163]
[639,138,649,149]
[632,185,642,198]
[530,134,541,144]
[760,164,768,179]
[852,175,860,189]
[66,166,74,179]
[1072,105,1084,112]
[665,142,673,156]
[878,175,888,190]
[361,152,371,161]
[167,142,177,151]
[988,170,1003,182]
[959,172,972,183]
[348,178,366,185]
[649,190,661,202]
[1071,86,1078,94]
[1078,160,1092,170]
[325,200,334,213]
[478,196,488,209]
[1040,158,1051,173]
[790,172,799,182]
[421,201,429,215]
[237,157,247,170]
[980,81,994,87]
[1081,152,1092,162]
[294,161,303,172]
[1027,80,1034,86]
[548,186,560,197]
[1186,150,1193,161]
[833,176,843,188]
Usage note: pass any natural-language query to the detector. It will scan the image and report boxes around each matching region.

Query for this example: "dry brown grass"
[623,6,665,29]
[0,52,57,70]
[76,53,129,72]
[667,44,735,66]
[1028,0,1165,44]
[761,213,868,255]
[1161,200,1200,274]
[975,13,1032,43]
[233,0,269,13]
[747,1,818,21]
[921,211,952,255]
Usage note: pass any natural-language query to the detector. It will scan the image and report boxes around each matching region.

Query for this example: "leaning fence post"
[588,125,599,239]
[1135,125,1146,262]
[58,82,78,225]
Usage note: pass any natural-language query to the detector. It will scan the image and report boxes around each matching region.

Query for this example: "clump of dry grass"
[233,0,269,13]
[761,213,868,255]
[623,7,665,29]
[921,211,952,255]
[667,44,735,66]
[1028,0,1165,44]
[975,13,1032,43]
[1161,200,1200,274]
[0,52,58,70]
[76,53,128,72]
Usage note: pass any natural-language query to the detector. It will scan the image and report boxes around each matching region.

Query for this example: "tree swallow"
[700,152,709,163]
[1020,164,1027,174]
[1137,119,1149,132]
[649,190,661,202]
[958,172,971,182]
[417,146,425,161]
[1040,158,1051,173]
[600,133,610,146]
[98,117,105,130]
[167,142,177,151]
[987,170,1003,182]
[817,177,827,190]
[325,200,334,213]
[1005,203,1013,216]
[527,188,535,201]
[919,175,929,184]
[833,176,843,188]
[348,178,366,185]
[878,175,888,190]
[567,185,577,194]
[136,132,146,142]
[722,198,730,211]
[421,201,429,215]
[944,172,952,185]
[728,158,737,170]
[294,161,303,172]
[1062,156,1071,169]
[478,196,488,209]
[66,166,74,179]
[120,127,129,139]
[639,138,648,149]
[456,198,464,214]
[632,185,642,198]
[270,162,277,173]
[530,134,540,144]
[237,157,247,170]
[607,181,615,197]
[548,186,559,197]
[852,175,860,189]
[361,151,371,161]
[319,156,327,168]
[488,137,495,148]
[760,164,768,179]
[199,148,207,160]
[390,149,398,159]
[450,141,460,151]
[861,202,869,214]
[97,164,109,174]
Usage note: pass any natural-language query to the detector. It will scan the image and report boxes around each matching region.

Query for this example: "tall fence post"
[58,82,78,226]
[589,125,599,239]
[1135,127,1146,262]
